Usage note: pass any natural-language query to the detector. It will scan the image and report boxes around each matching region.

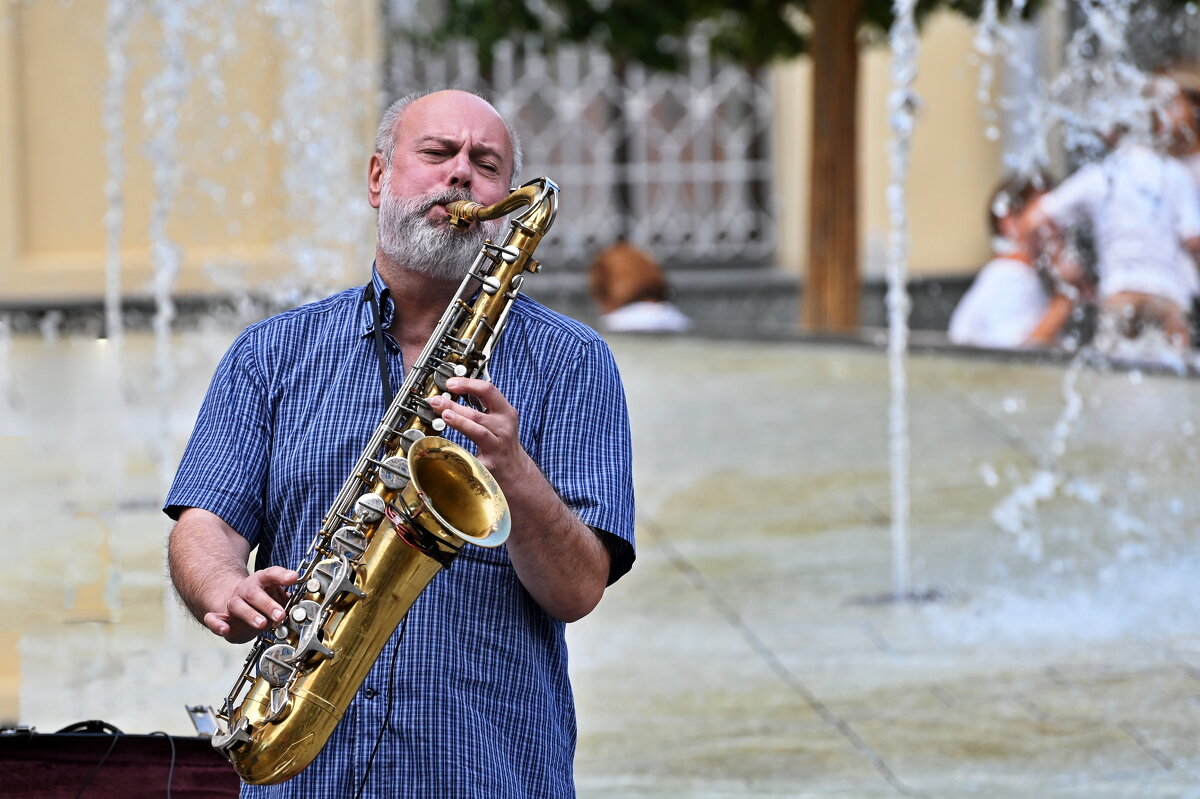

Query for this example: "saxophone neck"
[446,177,559,232]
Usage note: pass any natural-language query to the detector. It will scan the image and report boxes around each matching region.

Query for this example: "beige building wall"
[4,5,1000,306]
[773,12,1003,282]
[0,0,382,731]
[0,1,382,305]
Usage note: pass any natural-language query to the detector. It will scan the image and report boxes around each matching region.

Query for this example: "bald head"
[375,89,523,184]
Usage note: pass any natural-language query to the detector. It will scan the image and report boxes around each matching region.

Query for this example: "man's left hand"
[427,377,530,484]
[426,376,609,621]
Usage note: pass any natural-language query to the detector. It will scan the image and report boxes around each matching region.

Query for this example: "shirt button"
[362,687,379,699]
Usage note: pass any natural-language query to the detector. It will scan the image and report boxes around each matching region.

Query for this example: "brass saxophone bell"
[405,435,510,548]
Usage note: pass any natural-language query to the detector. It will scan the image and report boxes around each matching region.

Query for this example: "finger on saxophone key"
[428,393,457,424]
[249,567,299,624]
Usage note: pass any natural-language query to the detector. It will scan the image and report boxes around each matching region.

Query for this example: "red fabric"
[1,733,239,798]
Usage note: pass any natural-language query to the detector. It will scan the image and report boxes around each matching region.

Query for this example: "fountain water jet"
[885,0,918,602]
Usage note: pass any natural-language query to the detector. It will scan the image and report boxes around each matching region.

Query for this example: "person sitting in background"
[1159,66,1200,190]
[588,241,691,333]
[1159,66,1200,344]
[948,172,1080,349]
[1021,115,1200,350]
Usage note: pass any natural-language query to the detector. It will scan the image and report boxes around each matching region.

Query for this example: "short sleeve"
[1170,163,1200,239]
[1040,163,1102,226]
[163,329,273,547]
[535,339,636,584]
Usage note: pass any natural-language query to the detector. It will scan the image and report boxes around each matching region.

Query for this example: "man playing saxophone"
[165,89,636,798]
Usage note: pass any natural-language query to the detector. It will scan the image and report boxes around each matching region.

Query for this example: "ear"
[367,152,385,209]
[997,214,1020,241]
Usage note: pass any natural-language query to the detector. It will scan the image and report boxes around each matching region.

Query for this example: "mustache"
[411,189,476,219]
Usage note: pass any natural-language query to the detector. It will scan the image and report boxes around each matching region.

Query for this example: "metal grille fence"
[383,15,777,271]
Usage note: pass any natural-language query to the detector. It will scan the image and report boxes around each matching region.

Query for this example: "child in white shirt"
[1024,132,1200,349]
[949,174,1078,349]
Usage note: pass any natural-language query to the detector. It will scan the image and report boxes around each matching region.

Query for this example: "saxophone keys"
[311,556,366,603]
[330,526,369,559]
[271,597,334,669]
[267,687,292,722]
[294,616,335,664]
[409,395,448,431]
[432,361,469,392]
[258,644,297,687]
[290,600,322,626]
[211,715,253,753]
[378,456,410,490]
[354,493,386,524]
[399,428,425,452]
[487,243,521,264]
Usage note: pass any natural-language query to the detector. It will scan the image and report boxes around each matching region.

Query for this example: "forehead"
[396,93,512,158]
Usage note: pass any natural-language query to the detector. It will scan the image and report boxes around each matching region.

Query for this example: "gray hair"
[374,88,524,185]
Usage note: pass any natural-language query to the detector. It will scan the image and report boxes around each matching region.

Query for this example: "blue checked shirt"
[165,268,635,798]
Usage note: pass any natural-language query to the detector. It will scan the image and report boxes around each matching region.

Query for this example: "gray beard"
[376,185,503,282]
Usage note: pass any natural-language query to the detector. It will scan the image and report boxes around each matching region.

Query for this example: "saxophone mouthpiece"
[446,200,482,231]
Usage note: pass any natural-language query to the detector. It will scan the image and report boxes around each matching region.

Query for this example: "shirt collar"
[362,264,396,339]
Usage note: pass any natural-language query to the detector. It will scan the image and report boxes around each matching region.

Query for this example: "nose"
[446,151,472,191]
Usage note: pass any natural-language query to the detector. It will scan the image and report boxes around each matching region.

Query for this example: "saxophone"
[209,177,560,785]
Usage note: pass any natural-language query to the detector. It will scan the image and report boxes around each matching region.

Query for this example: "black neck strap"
[363,282,394,412]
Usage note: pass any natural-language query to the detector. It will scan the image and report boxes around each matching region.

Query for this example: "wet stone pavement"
[3,329,1200,798]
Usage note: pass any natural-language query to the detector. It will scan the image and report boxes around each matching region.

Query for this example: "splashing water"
[0,315,12,432]
[144,0,197,488]
[990,350,1087,561]
[921,1,1200,648]
[102,0,135,351]
[886,0,919,601]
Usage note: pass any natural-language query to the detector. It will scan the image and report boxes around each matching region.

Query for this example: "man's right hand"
[205,567,299,643]
[168,508,301,644]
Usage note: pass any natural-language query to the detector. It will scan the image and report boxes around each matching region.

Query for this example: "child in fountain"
[1160,66,1200,194]
[948,172,1080,349]
[1021,114,1200,350]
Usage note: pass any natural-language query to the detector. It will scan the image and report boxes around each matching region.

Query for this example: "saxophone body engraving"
[210,178,559,785]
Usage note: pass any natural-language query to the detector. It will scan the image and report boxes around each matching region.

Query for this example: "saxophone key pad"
[379,456,410,490]
[354,493,386,524]
[258,644,297,687]
[399,429,425,452]
[290,600,322,626]
[331,525,369,559]
[410,397,446,431]
[432,362,469,392]
[488,243,521,264]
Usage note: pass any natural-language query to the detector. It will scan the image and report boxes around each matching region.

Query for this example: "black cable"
[71,729,121,799]
[149,731,177,799]
[57,720,123,736]
[353,616,408,799]
[365,282,394,411]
